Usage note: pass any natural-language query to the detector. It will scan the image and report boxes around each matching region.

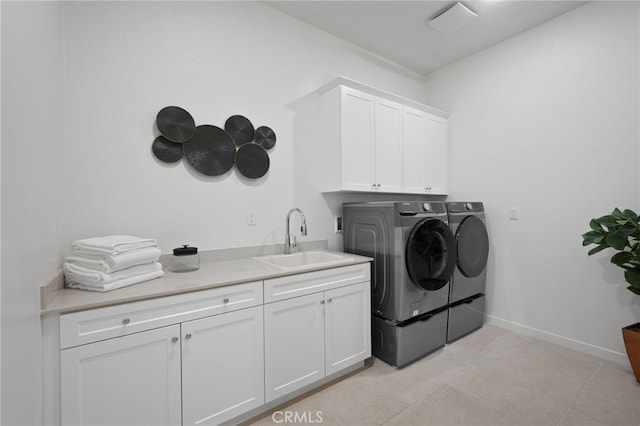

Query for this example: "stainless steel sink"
[254,251,352,270]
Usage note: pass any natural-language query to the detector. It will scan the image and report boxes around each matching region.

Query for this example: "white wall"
[62,1,427,255]
[1,2,66,425]
[2,2,427,423]
[423,1,640,362]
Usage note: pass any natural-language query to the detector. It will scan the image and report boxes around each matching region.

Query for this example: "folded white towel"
[72,235,158,256]
[63,261,163,286]
[65,247,162,273]
[65,269,165,292]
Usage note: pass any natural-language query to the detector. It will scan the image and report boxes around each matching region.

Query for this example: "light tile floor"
[250,325,640,426]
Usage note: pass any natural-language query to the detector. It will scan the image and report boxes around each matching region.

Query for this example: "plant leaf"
[582,231,604,246]
[589,219,604,232]
[611,251,634,267]
[622,209,638,222]
[587,244,609,256]
[606,232,628,250]
[624,269,640,288]
[627,285,640,295]
[597,215,619,229]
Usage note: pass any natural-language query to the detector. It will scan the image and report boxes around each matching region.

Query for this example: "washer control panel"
[396,201,446,215]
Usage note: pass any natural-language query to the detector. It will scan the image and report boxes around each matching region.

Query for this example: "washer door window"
[456,216,489,278]
[405,218,457,291]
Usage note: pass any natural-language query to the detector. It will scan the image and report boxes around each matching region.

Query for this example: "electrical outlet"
[247,210,256,226]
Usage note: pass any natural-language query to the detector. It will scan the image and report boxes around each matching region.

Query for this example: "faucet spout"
[285,208,307,254]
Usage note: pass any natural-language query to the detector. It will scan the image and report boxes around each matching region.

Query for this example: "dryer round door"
[405,218,457,291]
[455,216,489,278]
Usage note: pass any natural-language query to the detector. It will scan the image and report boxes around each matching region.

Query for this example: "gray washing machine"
[446,202,489,342]
[343,201,457,367]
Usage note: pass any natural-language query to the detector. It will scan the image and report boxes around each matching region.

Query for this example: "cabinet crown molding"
[316,76,449,119]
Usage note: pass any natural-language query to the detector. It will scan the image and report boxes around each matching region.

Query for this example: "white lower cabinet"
[264,292,326,402]
[181,306,264,425]
[58,265,371,425]
[61,324,182,426]
[264,279,371,402]
[324,282,371,376]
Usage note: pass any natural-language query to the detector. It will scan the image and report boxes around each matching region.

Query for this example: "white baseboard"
[486,315,629,366]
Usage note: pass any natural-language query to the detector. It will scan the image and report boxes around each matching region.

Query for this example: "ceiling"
[264,1,588,76]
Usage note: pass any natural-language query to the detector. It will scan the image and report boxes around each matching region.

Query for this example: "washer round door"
[405,218,457,291]
[455,216,489,278]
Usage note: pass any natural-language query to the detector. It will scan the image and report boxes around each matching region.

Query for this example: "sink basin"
[254,251,352,270]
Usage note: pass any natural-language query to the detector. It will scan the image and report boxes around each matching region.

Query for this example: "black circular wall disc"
[156,106,196,143]
[255,126,276,150]
[236,143,270,179]
[183,125,236,176]
[152,136,183,163]
[225,115,255,146]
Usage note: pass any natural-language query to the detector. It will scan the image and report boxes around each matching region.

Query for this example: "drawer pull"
[171,337,179,343]
[122,318,131,325]
[223,298,230,304]
[185,333,192,340]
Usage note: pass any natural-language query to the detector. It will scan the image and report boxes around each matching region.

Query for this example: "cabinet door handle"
[320,300,325,305]
[171,337,179,344]
[223,298,230,304]
[122,318,130,325]
[185,333,192,340]
[327,298,333,303]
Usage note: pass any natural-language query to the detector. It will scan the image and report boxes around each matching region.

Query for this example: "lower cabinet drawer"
[60,281,263,349]
[264,264,370,303]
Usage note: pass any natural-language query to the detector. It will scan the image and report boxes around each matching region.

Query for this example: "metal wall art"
[152,106,275,179]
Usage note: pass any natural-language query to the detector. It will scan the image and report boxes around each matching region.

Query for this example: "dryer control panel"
[447,202,484,213]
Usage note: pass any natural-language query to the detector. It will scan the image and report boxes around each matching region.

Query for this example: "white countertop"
[41,247,371,315]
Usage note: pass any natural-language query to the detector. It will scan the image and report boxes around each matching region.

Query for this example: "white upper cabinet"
[403,107,448,195]
[340,87,376,191]
[303,78,449,195]
[374,97,404,193]
[338,86,404,192]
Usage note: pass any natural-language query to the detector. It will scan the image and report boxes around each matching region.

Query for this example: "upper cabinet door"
[403,107,429,194]
[374,98,404,193]
[425,114,448,194]
[403,107,448,195]
[340,87,375,191]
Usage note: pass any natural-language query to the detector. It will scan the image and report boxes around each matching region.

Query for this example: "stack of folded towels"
[63,235,164,292]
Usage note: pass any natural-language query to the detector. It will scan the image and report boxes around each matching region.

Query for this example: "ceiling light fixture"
[427,2,478,34]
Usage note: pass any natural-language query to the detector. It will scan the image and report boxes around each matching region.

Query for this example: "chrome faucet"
[285,208,307,254]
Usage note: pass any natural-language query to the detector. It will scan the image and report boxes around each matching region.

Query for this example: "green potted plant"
[582,207,640,382]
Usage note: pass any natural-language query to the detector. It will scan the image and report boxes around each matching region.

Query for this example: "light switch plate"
[509,207,519,220]
[247,210,256,226]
